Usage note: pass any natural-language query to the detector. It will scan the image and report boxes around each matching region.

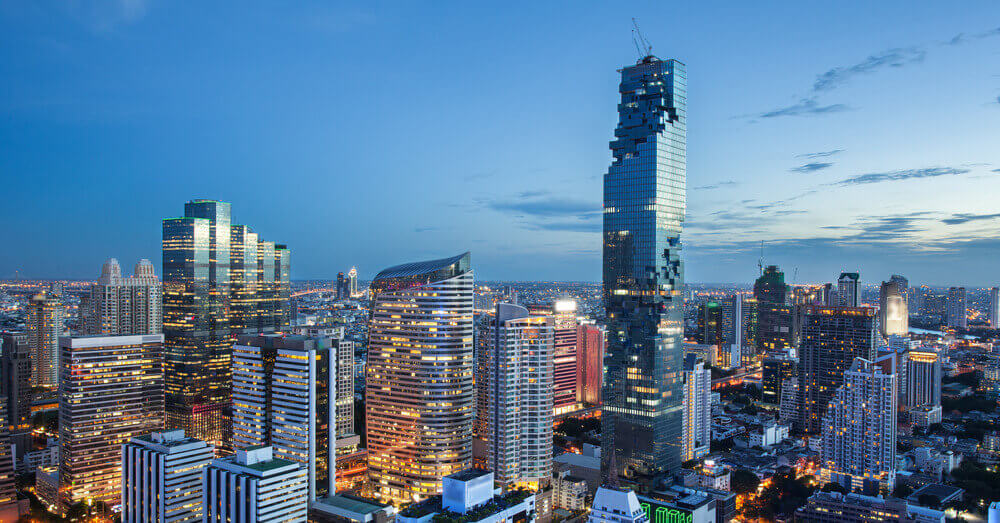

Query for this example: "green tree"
[821,482,847,494]
[731,469,760,495]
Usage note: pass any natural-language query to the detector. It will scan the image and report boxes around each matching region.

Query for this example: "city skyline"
[3,3,1000,284]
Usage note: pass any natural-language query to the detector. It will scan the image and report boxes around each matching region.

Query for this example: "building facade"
[798,306,877,433]
[989,287,999,327]
[59,334,165,513]
[1,333,32,461]
[681,355,711,462]
[231,334,336,501]
[903,349,942,408]
[121,430,215,523]
[481,303,553,489]
[366,253,474,504]
[162,199,290,447]
[879,278,908,338]
[946,287,966,329]
[204,446,309,523]
[602,54,687,478]
[837,273,860,308]
[820,357,897,493]
[576,323,605,406]
[26,292,62,388]
[82,258,162,336]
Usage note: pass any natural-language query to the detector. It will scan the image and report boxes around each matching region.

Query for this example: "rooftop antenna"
[758,241,765,276]
[631,18,653,57]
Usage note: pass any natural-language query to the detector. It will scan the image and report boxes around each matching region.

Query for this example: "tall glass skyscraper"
[601,55,686,477]
[162,200,290,449]
[365,252,474,504]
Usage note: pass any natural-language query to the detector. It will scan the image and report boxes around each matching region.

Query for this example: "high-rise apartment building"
[334,338,355,440]
[231,334,335,501]
[366,253,474,504]
[26,292,62,388]
[681,355,711,461]
[576,323,605,406]
[989,287,1000,327]
[348,267,359,298]
[602,54,686,478]
[551,299,580,414]
[121,430,215,523]
[761,352,797,407]
[798,306,877,433]
[481,303,553,489]
[696,301,724,348]
[820,356,896,493]
[203,446,308,523]
[1,333,32,460]
[0,395,16,522]
[903,349,941,408]
[336,272,346,300]
[162,199,290,447]
[878,278,908,338]
[946,287,967,329]
[82,258,162,336]
[836,272,860,307]
[59,334,165,513]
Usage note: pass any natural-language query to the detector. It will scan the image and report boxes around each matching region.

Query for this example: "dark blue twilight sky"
[2,2,1000,285]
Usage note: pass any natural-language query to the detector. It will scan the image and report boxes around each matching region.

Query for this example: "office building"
[798,306,877,433]
[59,335,165,512]
[796,491,944,523]
[121,430,215,523]
[820,356,896,493]
[836,273,860,308]
[755,266,789,305]
[756,301,797,355]
[204,446,309,523]
[946,287,966,329]
[480,303,553,489]
[231,334,336,501]
[550,299,580,414]
[81,258,162,336]
[989,287,1000,327]
[761,352,797,407]
[397,470,537,523]
[879,278,908,338]
[681,355,711,461]
[1,333,32,460]
[577,323,605,406]
[337,272,346,300]
[602,53,687,478]
[162,199,290,447]
[348,267,359,298]
[0,396,17,522]
[26,292,62,388]
[903,349,942,408]
[309,494,396,523]
[366,253,474,504]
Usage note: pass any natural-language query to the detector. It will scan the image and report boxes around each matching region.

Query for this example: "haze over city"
[2,1,1000,283]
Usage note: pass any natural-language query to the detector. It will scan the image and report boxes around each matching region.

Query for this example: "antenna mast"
[758,241,764,276]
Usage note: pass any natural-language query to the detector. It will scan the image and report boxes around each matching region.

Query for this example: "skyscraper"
[681,355,711,461]
[336,272,346,300]
[551,299,580,414]
[761,352,797,407]
[82,258,162,336]
[26,292,61,388]
[754,266,789,305]
[946,287,967,329]
[59,334,165,513]
[836,272,860,307]
[162,199,290,447]
[348,266,359,298]
[903,349,942,408]
[820,356,897,493]
[0,333,32,461]
[231,334,336,501]
[989,287,1000,327]
[798,306,877,433]
[576,323,605,406]
[754,266,796,356]
[121,430,215,523]
[878,278,908,338]
[602,53,686,478]
[366,252,474,504]
[481,303,553,489]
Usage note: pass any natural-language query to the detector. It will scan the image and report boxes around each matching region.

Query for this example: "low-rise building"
[203,446,309,523]
[552,470,587,511]
[309,494,396,523]
[909,405,942,428]
[397,470,536,523]
[795,491,944,523]
[19,440,58,473]
[588,488,647,523]
[695,461,730,492]
[35,466,59,514]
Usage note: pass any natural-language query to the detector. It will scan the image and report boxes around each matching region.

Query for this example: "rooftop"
[373,252,470,281]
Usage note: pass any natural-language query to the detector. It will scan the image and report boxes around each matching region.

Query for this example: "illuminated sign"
[639,501,693,523]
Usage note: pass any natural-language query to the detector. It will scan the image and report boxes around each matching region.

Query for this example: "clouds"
[941,213,1000,225]
[832,166,970,186]
[692,180,738,190]
[790,162,832,173]
[797,150,844,159]
[812,47,926,92]
[486,192,600,233]
[758,98,850,119]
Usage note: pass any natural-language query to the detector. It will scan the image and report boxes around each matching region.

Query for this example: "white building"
[682,355,711,461]
[989,288,1000,327]
[121,430,214,523]
[904,349,942,408]
[748,423,789,448]
[232,334,336,501]
[203,446,308,523]
[696,461,731,491]
[588,487,648,523]
[552,470,588,511]
[398,470,537,523]
[81,258,162,336]
[909,405,942,428]
[482,303,554,488]
[821,356,897,493]
[778,377,799,426]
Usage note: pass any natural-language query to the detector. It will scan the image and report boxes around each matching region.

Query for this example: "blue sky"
[2,2,999,285]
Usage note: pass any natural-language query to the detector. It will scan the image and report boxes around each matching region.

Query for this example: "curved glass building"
[365,252,474,504]
[602,55,686,477]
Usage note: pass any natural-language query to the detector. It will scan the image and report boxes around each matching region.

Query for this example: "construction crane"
[632,18,653,59]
